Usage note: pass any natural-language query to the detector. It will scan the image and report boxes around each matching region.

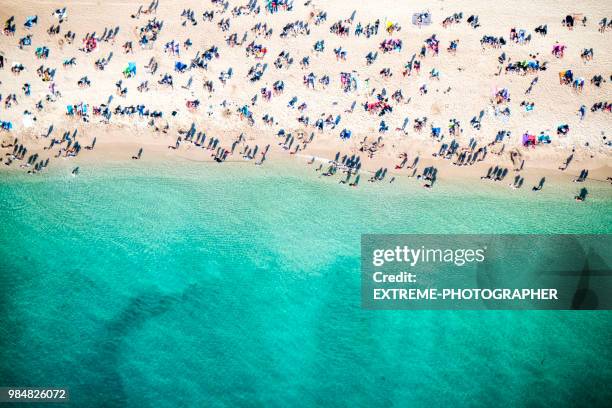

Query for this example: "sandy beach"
[1,0,611,190]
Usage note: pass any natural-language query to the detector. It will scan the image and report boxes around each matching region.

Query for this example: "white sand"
[0,0,611,182]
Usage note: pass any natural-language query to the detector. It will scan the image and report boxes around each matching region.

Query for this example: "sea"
[1,159,611,407]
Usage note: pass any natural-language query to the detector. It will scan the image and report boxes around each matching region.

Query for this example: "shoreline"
[3,126,611,187]
[4,135,612,206]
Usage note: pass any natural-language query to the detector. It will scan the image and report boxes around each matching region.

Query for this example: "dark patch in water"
[79,288,182,407]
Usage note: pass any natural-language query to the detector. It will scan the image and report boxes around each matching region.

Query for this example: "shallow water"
[1,160,611,407]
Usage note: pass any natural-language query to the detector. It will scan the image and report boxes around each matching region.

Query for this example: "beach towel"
[412,13,432,26]
[538,134,551,144]
[25,16,38,28]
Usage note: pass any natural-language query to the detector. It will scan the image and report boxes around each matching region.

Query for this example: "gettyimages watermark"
[361,234,612,310]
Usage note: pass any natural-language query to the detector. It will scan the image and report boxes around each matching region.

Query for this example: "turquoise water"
[1,160,611,407]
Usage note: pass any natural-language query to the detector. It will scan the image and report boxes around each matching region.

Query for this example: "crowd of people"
[0,1,609,199]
